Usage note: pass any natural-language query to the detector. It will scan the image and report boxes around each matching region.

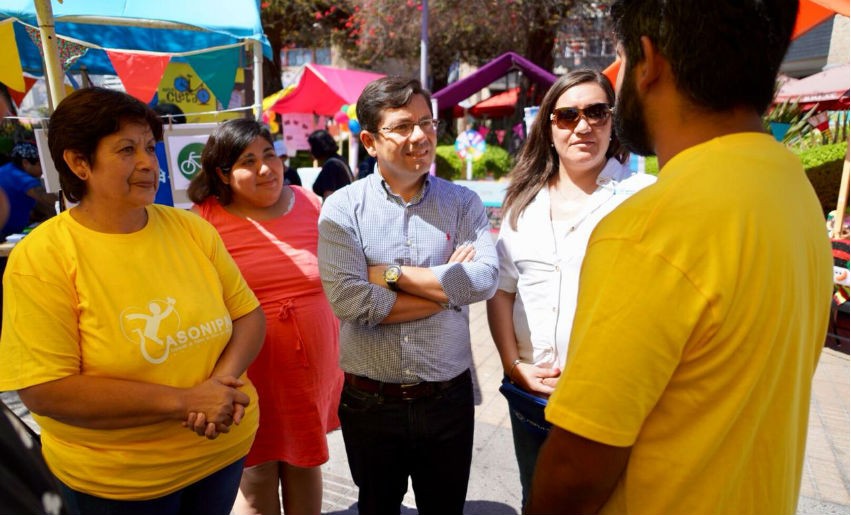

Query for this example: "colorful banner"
[23,25,88,71]
[185,47,240,110]
[281,113,329,152]
[0,21,25,91]
[107,50,171,103]
[156,62,242,123]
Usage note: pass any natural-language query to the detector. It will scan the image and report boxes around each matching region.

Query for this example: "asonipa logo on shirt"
[120,297,231,364]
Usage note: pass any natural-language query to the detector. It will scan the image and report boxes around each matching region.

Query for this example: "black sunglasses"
[550,103,613,129]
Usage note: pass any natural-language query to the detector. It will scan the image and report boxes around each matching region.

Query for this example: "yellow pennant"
[0,21,25,92]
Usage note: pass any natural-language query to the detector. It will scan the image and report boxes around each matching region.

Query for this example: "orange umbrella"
[602,0,849,85]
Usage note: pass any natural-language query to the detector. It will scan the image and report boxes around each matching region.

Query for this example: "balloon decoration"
[455,129,486,161]
[333,103,362,136]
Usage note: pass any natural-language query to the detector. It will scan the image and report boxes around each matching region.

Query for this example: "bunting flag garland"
[24,25,88,71]
[0,21,25,91]
[107,51,171,103]
[512,122,525,141]
[7,76,38,107]
[185,47,240,110]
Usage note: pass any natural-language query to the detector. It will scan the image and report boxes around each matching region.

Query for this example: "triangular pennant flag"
[495,129,506,145]
[477,126,490,139]
[107,51,171,103]
[185,47,240,110]
[0,21,25,92]
[23,25,88,71]
[8,76,38,107]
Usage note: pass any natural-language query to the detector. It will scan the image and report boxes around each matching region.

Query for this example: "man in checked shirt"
[318,76,498,515]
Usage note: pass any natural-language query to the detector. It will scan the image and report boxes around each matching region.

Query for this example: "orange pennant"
[7,76,38,107]
[107,51,171,103]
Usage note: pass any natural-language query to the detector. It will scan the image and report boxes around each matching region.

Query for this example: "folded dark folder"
[499,377,552,438]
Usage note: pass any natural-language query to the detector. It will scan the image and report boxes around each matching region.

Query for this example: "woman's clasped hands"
[182,376,250,440]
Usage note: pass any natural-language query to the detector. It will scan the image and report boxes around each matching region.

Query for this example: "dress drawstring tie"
[277,299,309,368]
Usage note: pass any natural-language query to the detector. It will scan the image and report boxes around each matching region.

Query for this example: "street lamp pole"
[420,0,428,89]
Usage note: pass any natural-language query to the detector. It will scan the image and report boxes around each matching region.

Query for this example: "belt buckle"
[399,382,422,401]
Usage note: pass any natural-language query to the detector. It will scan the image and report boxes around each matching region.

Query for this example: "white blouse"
[495,158,656,368]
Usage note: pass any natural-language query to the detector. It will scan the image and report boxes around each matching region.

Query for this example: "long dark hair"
[502,69,625,231]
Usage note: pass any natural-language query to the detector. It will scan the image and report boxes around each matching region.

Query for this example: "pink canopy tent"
[269,63,385,116]
[775,64,850,111]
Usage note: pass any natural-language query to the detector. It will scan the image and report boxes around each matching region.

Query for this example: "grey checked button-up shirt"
[318,172,498,383]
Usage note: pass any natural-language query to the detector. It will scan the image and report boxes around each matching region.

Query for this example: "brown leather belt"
[343,369,470,401]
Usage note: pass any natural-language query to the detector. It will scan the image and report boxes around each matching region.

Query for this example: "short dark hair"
[503,69,625,231]
[10,142,39,169]
[610,0,798,115]
[307,130,339,160]
[187,118,273,206]
[47,87,163,203]
[356,77,433,133]
[153,103,186,124]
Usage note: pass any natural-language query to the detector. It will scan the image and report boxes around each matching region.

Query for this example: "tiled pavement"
[320,301,850,515]
[2,303,847,514]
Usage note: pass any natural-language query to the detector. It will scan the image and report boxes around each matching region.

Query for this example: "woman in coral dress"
[188,119,342,515]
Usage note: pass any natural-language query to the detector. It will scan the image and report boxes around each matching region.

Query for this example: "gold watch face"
[384,266,401,283]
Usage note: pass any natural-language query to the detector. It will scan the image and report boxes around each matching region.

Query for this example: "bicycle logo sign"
[177,143,206,180]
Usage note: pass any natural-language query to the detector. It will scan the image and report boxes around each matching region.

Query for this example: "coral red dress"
[196,187,342,467]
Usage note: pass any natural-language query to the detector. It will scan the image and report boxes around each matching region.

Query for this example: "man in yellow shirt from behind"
[527,1,834,514]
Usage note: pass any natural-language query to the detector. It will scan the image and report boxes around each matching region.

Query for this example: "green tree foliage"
[329,0,576,89]
[259,0,354,93]
[262,1,580,91]
[435,143,513,180]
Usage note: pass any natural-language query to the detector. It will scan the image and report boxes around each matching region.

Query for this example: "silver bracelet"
[508,358,523,383]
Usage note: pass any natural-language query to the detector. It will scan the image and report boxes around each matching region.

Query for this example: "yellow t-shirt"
[546,133,833,515]
[0,205,260,500]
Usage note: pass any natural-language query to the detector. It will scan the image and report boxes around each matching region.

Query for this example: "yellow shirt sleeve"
[545,235,712,447]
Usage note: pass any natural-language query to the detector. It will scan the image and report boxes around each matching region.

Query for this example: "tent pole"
[253,39,263,120]
[34,0,66,111]
[832,143,850,239]
[420,0,429,88]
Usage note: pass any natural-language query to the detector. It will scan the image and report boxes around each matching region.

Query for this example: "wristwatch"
[384,264,403,291]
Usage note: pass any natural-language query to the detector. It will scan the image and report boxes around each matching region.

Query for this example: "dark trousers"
[58,457,245,515]
[338,371,475,515]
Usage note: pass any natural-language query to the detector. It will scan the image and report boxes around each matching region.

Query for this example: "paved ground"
[319,301,850,515]
[2,302,847,515]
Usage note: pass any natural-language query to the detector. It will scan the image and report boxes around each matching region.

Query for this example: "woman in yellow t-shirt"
[0,87,265,515]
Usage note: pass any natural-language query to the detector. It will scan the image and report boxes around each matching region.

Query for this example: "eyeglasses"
[378,119,441,138]
[550,103,613,129]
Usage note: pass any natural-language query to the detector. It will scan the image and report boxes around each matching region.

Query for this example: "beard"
[614,67,655,157]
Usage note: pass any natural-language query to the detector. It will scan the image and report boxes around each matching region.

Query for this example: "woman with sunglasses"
[486,69,655,506]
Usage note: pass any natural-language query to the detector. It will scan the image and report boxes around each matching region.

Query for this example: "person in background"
[0,87,265,515]
[357,154,377,180]
[0,401,69,515]
[308,129,352,199]
[0,142,58,236]
[188,119,343,515]
[152,103,186,207]
[318,76,498,515]
[527,1,833,514]
[153,102,186,125]
[486,69,655,507]
[274,139,303,186]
